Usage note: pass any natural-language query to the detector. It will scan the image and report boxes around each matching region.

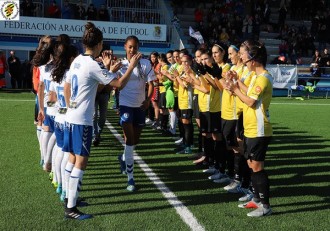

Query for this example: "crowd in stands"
[171,0,330,67]
[0,50,32,89]
[20,0,161,24]
[172,0,271,50]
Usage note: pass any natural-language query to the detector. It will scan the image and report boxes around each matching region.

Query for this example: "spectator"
[309,49,323,86]
[0,50,7,88]
[98,4,109,21]
[48,1,61,18]
[263,3,271,24]
[86,4,97,20]
[242,15,253,40]
[279,40,289,57]
[278,0,288,32]
[253,13,261,40]
[219,27,230,44]
[74,1,86,20]
[321,48,330,69]
[62,0,73,19]
[7,50,21,89]
[21,0,34,16]
[20,59,32,89]
[312,49,322,64]
[194,7,203,26]
[34,3,42,17]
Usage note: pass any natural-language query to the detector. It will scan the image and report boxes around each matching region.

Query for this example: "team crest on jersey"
[102,69,108,77]
[0,0,19,21]
[255,86,262,93]
[123,113,129,119]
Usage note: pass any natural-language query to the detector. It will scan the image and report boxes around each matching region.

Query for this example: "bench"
[288,74,330,98]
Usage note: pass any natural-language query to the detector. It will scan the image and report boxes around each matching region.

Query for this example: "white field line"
[105,120,205,231]
[0,99,35,102]
[271,102,330,106]
[1,98,330,106]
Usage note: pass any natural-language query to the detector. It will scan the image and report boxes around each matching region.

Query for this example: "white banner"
[267,65,297,89]
[0,16,167,41]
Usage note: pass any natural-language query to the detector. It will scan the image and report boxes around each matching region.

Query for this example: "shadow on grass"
[83,112,330,216]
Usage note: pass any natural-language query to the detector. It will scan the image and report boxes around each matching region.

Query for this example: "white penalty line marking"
[105,120,205,231]
[271,102,330,106]
[0,99,35,102]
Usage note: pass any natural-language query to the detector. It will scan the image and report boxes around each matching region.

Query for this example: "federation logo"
[153,26,161,38]
[102,69,108,77]
[0,0,19,21]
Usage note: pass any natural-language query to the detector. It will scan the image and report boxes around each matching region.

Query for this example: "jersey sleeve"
[90,61,117,85]
[249,76,270,100]
[146,62,156,82]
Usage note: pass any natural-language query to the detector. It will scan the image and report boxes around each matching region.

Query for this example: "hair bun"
[85,22,95,32]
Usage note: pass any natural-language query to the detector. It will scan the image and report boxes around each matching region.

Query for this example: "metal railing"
[106,0,160,9]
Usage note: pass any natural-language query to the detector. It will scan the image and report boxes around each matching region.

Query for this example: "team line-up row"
[33,21,273,220]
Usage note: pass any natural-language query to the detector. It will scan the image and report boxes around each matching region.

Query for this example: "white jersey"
[49,70,68,124]
[119,58,156,107]
[39,62,57,116]
[65,54,116,126]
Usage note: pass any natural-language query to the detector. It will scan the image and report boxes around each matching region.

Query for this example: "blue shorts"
[119,105,145,127]
[43,108,55,132]
[54,122,64,148]
[62,122,93,156]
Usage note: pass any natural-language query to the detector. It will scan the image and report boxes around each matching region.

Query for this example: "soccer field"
[0,90,329,231]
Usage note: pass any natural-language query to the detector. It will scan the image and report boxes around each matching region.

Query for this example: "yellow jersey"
[243,71,273,138]
[178,72,194,110]
[198,75,222,113]
[159,65,169,93]
[219,62,231,76]
[221,64,244,120]
[236,66,254,115]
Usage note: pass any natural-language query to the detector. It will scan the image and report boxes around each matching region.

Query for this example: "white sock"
[67,167,84,209]
[124,145,134,181]
[51,142,57,174]
[170,111,177,133]
[39,130,44,162]
[44,133,56,166]
[51,146,57,183]
[54,145,64,185]
[64,162,74,199]
[61,152,69,192]
[41,131,52,165]
[37,125,42,143]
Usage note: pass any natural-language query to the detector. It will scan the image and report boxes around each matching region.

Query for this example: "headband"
[230,45,239,52]
[214,44,224,51]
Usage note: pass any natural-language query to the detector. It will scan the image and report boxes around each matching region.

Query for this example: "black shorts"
[180,109,193,120]
[244,136,272,161]
[199,111,221,133]
[158,92,166,109]
[222,119,239,148]
[174,96,178,111]
[236,113,244,140]
[193,94,200,119]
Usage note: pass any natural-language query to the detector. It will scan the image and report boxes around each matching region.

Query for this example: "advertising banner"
[0,16,167,41]
[267,65,297,89]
